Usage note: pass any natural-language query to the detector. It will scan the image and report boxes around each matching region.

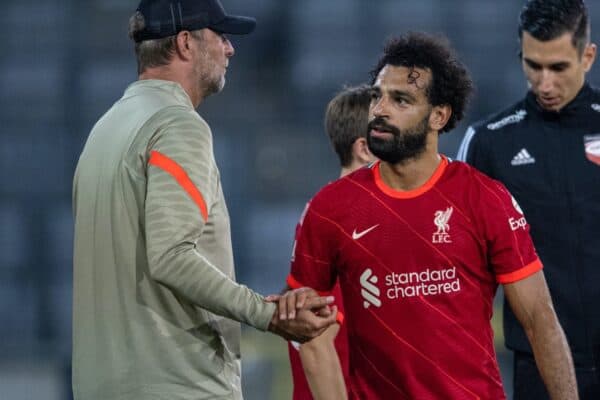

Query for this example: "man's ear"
[429,105,452,132]
[175,30,195,61]
[582,42,597,73]
[353,137,376,164]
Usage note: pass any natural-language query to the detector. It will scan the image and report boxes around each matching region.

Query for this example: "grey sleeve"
[144,108,275,331]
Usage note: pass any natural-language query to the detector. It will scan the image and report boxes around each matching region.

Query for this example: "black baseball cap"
[133,0,256,42]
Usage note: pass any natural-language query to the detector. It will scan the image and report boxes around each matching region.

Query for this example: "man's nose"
[225,39,234,57]
[538,69,555,93]
[371,97,389,118]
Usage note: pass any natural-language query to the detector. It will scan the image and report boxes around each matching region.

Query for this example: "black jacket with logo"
[458,83,600,367]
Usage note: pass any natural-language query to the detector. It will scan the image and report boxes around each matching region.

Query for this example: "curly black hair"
[370,32,473,133]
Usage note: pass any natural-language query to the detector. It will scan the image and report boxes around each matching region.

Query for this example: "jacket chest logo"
[511,148,536,166]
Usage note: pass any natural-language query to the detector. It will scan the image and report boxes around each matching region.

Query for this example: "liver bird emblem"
[434,207,453,234]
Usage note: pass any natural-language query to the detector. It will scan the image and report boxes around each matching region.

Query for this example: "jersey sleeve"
[476,175,543,284]
[144,107,275,330]
[288,199,339,294]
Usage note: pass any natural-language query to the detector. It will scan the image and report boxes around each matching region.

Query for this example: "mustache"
[368,117,401,136]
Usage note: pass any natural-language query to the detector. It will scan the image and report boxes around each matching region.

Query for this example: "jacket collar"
[526,82,592,116]
[125,79,194,109]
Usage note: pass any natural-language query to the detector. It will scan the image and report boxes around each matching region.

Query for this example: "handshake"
[265,287,338,343]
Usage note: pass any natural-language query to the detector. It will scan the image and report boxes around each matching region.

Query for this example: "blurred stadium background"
[2,1,599,399]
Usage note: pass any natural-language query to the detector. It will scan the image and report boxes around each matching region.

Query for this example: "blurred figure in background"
[324,85,376,177]
[287,85,375,399]
[71,1,336,399]
[286,32,577,399]
[458,0,600,398]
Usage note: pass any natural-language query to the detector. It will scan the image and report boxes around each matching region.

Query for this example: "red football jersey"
[289,156,542,399]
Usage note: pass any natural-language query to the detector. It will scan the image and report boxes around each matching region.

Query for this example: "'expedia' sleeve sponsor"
[475,174,543,283]
[145,107,275,330]
[289,197,339,293]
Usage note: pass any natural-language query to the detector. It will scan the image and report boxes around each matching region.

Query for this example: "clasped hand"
[266,287,337,343]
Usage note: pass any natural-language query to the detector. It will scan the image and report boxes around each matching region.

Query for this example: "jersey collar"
[372,155,449,199]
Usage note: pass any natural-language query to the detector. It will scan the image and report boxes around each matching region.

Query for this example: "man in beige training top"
[71,1,336,399]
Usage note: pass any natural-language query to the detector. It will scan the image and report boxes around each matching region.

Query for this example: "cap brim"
[210,15,256,35]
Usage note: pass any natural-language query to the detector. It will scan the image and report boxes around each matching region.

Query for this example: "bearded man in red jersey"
[283,32,578,399]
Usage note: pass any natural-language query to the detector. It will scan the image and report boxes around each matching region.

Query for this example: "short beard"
[198,65,225,96]
[195,46,226,96]
[202,74,225,96]
[367,113,431,164]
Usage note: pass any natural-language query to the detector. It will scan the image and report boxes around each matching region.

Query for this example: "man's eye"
[550,65,568,72]
[525,61,542,70]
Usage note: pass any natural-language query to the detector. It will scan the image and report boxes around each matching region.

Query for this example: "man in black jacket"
[458,1,599,398]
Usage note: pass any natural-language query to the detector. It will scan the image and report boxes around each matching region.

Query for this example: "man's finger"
[303,295,335,310]
[287,289,297,319]
[316,304,332,317]
[264,294,280,302]
[279,292,290,320]
[313,305,338,331]
[295,289,307,310]
[289,287,315,318]
[294,305,337,339]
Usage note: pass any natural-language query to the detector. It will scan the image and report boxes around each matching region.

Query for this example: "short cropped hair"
[371,32,473,133]
[519,0,590,55]
[324,85,372,167]
[128,12,178,74]
[128,12,204,74]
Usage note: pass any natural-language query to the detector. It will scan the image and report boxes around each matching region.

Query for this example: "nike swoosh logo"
[352,224,379,240]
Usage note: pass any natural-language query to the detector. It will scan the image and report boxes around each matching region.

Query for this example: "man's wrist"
[258,300,277,332]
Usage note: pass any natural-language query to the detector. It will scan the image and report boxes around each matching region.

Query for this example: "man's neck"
[139,66,205,108]
[340,160,369,178]
[339,167,352,178]
[379,145,441,192]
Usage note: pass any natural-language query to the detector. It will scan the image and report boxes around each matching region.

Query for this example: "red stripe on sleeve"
[286,274,344,324]
[148,150,209,222]
[496,259,543,284]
